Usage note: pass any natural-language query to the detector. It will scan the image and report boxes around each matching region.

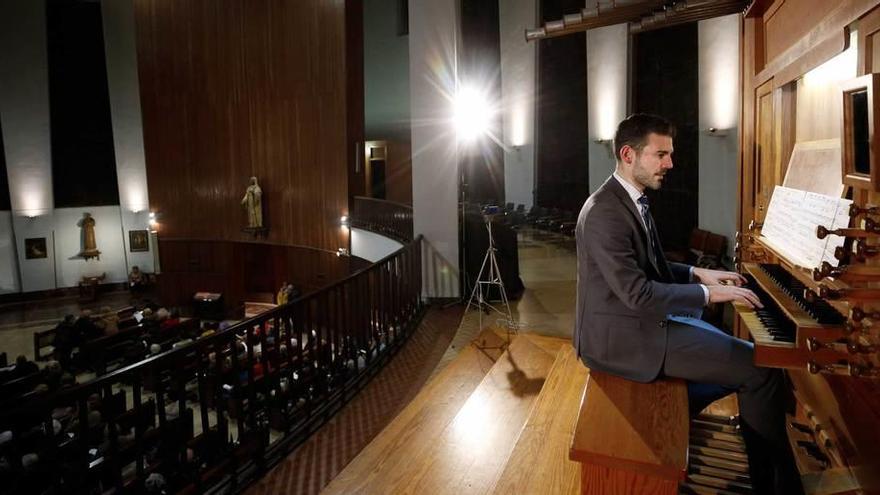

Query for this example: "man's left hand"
[693,267,747,286]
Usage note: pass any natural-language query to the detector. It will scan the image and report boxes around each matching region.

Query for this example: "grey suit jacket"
[573,175,706,382]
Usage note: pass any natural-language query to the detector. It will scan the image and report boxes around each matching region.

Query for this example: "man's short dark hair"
[613,113,676,160]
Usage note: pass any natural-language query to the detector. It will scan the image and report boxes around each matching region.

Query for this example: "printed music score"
[760,186,852,269]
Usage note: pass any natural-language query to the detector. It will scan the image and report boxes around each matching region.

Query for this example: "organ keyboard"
[733,262,846,369]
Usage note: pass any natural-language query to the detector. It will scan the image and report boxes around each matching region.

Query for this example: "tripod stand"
[465,213,516,345]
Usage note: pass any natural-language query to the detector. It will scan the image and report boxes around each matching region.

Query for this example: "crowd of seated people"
[1,304,206,405]
[0,302,227,493]
[0,287,406,494]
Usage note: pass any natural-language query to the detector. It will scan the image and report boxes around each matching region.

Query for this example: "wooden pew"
[0,371,44,404]
[569,371,689,495]
[79,324,146,375]
[34,328,57,362]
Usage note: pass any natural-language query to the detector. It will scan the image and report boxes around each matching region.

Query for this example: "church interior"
[0,0,879,493]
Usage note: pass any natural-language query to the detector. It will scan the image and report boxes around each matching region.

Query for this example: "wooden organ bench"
[569,371,689,495]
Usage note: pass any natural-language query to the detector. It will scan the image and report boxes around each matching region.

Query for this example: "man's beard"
[633,162,664,190]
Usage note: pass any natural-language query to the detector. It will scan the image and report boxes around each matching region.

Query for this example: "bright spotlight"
[454,87,491,141]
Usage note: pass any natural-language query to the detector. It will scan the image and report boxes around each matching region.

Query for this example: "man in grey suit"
[574,114,802,494]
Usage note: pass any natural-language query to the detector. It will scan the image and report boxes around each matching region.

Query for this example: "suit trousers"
[664,317,804,495]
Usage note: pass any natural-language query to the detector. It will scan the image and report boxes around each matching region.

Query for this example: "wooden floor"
[323,330,587,495]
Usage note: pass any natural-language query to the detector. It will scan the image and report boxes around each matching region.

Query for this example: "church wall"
[0,212,19,295]
[499,0,537,209]
[133,0,350,253]
[0,0,154,295]
[12,214,56,293]
[51,207,129,289]
[409,0,461,298]
[351,227,403,262]
[363,0,410,144]
[0,0,53,218]
[698,14,741,258]
[103,0,156,280]
[587,23,629,195]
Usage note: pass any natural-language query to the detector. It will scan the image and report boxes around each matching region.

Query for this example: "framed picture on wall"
[25,238,47,259]
[129,230,149,252]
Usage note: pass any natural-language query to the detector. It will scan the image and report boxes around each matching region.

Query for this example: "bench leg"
[581,464,678,495]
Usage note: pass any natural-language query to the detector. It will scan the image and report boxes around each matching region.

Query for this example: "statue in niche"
[78,212,101,260]
[241,176,264,228]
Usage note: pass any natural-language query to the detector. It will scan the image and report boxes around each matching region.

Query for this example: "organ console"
[732,6,880,489]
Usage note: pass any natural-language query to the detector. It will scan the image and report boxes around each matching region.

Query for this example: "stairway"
[322,330,587,495]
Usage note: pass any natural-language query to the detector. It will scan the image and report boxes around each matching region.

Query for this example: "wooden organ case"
[738,1,880,493]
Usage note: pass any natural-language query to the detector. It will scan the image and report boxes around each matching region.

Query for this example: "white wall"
[698,14,740,257]
[12,208,151,292]
[0,0,53,217]
[409,0,460,297]
[102,0,154,275]
[0,212,20,294]
[53,207,129,288]
[351,227,403,262]
[587,24,629,193]
[499,0,536,209]
[102,0,150,215]
[13,214,56,292]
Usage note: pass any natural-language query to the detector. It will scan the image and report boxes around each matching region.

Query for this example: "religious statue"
[78,212,101,260]
[241,176,263,228]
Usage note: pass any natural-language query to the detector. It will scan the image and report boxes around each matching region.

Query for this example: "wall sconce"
[705,127,730,137]
[336,247,350,257]
[594,138,615,159]
[148,211,158,228]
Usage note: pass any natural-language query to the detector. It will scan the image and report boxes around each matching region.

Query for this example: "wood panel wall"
[763,0,839,63]
[157,239,370,313]
[133,0,353,252]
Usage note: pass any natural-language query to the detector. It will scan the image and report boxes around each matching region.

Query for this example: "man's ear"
[619,144,635,165]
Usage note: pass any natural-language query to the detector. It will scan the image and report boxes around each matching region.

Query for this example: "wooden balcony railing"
[351,196,413,243]
[0,236,424,495]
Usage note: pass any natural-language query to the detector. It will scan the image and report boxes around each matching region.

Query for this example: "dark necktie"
[637,195,662,266]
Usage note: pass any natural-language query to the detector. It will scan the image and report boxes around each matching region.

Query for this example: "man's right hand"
[708,285,763,309]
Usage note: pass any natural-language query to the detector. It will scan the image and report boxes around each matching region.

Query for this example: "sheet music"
[760,186,851,269]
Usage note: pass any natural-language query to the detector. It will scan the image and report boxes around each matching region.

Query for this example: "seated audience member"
[58,372,76,390]
[129,265,146,289]
[141,308,159,333]
[42,361,62,390]
[277,282,289,305]
[76,310,102,341]
[144,472,167,494]
[286,284,301,301]
[12,355,39,380]
[99,306,119,336]
[52,315,78,369]
[160,308,180,332]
